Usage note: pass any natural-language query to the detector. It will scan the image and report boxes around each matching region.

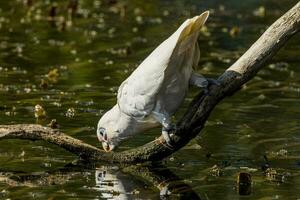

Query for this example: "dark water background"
[0,0,299,199]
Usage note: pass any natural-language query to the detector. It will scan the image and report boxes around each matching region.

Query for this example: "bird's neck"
[112,105,139,136]
[114,105,159,136]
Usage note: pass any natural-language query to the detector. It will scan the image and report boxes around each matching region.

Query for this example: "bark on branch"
[0,2,299,163]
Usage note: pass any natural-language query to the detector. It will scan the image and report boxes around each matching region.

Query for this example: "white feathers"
[117,11,209,119]
[97,11,210,150]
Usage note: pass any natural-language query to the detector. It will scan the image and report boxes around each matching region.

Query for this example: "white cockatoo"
[97,11,214,151]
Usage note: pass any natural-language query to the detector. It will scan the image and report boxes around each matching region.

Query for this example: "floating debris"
[131,189,140,195]
[237,172,252,195]
[51,101,62,107]
[133,7,144,16]
[70,49,77,55]
[268,62,289,72]
[132,27,138,33]
[209,165,223,177]
[47,68,59,83]
[65,107,76,118]
[219,5,225,12]
[109,2,127,20]
[169,156,175,162]
[58,16,66,31]
[5,106,17,116]
[107,46,131,56]
[19,150,25,157]
[265,168,277,181]
[229,26,241,38]
[34,104,46,119]
[257,94,266,100]
[264,168,289,183]
[48,119,59,129]
[108,27,116,37]
[276,149,288,157]
[94,0,101,8]
[135,16,143,24]
[253,6,266,18]
[24,87,32,94]
[105,60,114,65]
[39,79,49,89]
[149,17,162,24]
[43,162,52,168]
[163,10,169,16]
[221,27,228,33]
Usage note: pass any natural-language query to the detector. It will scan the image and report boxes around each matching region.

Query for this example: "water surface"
[0,0,299,199]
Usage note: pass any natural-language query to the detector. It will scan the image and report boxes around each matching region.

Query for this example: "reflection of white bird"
[97,11,215,151]
[95,167,130,200]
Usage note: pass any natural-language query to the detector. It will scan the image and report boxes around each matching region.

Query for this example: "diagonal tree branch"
[0,2,299,163]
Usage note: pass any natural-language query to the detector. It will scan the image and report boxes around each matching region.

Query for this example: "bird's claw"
[207,78,221,86]
[162,126,175,149]
[204,78,221,94]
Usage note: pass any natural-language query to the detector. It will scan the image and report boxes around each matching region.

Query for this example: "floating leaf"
[253,6,265,18]
[47,68,59,83]
[209,165,223,177]
[230,26,241,38]
[34,104,46,119]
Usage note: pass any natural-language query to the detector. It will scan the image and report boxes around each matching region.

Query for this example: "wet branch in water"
[0,162,201,199]
[0,2,299,163]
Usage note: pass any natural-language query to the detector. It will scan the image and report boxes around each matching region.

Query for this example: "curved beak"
[102,141,115,152]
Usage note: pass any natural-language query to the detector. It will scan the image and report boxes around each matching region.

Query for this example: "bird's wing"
[117,11,209,119]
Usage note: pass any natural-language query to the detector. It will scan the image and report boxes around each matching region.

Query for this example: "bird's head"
[97,106,123,152]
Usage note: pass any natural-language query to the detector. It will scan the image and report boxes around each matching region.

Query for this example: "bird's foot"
[204,78,221,94]
[207,78,221,86]
[161,125,176,149]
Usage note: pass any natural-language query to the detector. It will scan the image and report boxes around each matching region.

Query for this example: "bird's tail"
[179,11,209,41]
[176,11,209,54]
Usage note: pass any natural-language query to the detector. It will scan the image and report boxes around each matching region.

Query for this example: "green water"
[0,0,299,199]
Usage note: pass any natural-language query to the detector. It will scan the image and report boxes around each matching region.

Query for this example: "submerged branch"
[0,2,299,163]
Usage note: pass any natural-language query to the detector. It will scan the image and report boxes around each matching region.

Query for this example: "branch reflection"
[0,161,201,199]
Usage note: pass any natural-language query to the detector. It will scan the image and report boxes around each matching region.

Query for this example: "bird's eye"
[97,127,108,142]
[98,127,105,136]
